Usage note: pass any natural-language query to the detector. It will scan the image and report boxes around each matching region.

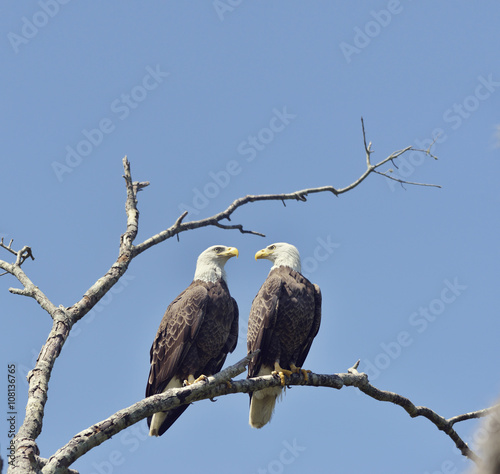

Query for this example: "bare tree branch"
[132,124,440,256]
[372,169,442,189]
[0,242,56,316]
[41,357,488,473]
[352,375,479,463]
[37,458,78,474]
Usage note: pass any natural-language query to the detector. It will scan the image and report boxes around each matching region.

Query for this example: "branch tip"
[348,359,361,375]
[175,211,188,226]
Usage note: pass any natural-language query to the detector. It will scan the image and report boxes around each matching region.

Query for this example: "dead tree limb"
[42,356,486,473]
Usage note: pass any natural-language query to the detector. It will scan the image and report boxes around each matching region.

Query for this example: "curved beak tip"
[255,249,266,260]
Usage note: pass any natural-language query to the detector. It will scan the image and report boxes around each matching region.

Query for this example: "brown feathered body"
[247,266,321,428]
[146,278,238,436]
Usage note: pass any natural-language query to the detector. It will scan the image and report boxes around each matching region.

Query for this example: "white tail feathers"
[249,387,281,428]
[249,365,283,428]
[148,376,183,437]
[149,411,167,437]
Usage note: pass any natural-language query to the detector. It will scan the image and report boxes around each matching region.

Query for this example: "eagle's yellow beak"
[255,248,272,260]
[223,247,239,258]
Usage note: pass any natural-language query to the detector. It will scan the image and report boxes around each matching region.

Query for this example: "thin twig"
[373,169,442,188]
[0,237,17,256]
[361,117,373,167]
[448,404,500,426]
[213,222,266,236]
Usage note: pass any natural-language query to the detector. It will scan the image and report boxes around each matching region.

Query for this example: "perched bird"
[146,245,239,436]
[247,242,322,428]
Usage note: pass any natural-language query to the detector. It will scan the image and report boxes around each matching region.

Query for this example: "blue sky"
[1,2,500,473]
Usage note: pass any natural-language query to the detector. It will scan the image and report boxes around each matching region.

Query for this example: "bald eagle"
[146,245,239,436]
[247,243,322,429]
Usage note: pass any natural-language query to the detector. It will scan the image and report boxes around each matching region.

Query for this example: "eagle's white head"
[194,245,239,283]
[255,242,301,273]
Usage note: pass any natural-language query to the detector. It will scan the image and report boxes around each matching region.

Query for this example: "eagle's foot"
[184,374,208,386]
[290,363,311,382]
[272,362,293,386]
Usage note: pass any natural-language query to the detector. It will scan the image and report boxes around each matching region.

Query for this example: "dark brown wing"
[146,281,208,398]
[247,268,322,377]
[203,296,239,376]
[146,281,238,436]
[218,296,239,359]
[295,282,322,368]
[226,297,239,354]
[247,273,283,378]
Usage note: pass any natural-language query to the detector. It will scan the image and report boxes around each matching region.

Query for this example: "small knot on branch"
[294,192,308,202]
[17,246,35,266]
[133,181,150,194]
[1,238,35,267]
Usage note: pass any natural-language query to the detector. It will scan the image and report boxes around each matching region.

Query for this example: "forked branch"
[132,119,440,256]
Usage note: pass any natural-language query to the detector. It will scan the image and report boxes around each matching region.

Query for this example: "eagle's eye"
[214,246,224,253]
[268,245,276,250]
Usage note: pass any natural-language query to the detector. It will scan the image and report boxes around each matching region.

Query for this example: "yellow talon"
[272,362,293,386]
[184,374,208,386]
[290,364,311,381]
[301,369,311,382]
